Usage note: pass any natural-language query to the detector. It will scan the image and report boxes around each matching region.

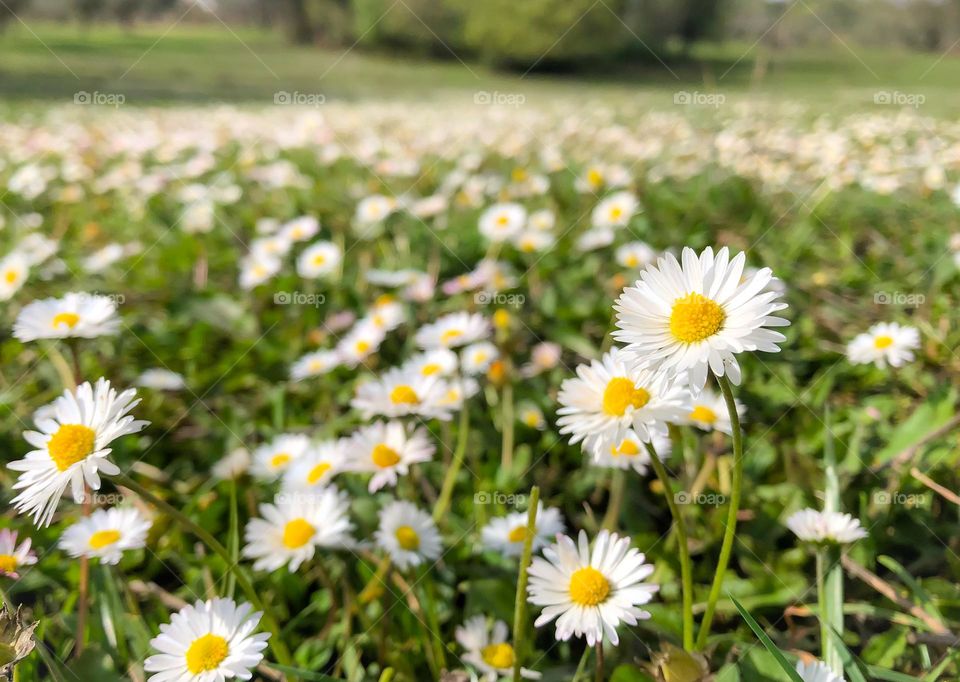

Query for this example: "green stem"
[512,486,540,682]
[378,668,396,682]
[695,373,744,650]
[600,470,625,531]
[817,545,844,674]
[595,641,604,682]
[114,473,292,666]
[433,405,470,523]
[501,383,515,471]
[572,645,593,681]
[645,442,694,651]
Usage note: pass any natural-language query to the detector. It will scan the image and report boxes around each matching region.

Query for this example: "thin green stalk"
[420,571,447,673]
[433,405,470,523]
[378,668,396,682]
[645,442,694,651]
[600,470,625,531]
[501,383,515,470]
[595,642,604,682]
[114,473,292,666]
[512,486,540,682]
[817,545,844,673]
[695,373,744,650]
[572,646,593,681]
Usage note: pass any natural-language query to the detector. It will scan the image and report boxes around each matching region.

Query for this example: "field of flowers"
[1,100,959,682]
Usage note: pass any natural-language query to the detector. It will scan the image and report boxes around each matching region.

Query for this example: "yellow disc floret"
[482,642,516,669]
[602,378,650,416]
[282,518,315,549]
[389,385,419,405]
[395,525,420,550]
[669,293,726,343]
[371,444,401,468]
[185,633,229,674]
[569,566,611,606]
[48,424,96,471]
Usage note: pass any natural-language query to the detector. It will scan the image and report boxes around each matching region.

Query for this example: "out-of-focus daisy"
[296,241,341,279]
[616,242,656,269]
[375,500,442,570]
[576,228,614,252]
[59,507,151,565]
[591,430,671,475]
[592,191,639,229]
[479,203,526,242]
[528,209,555,232]
[281,215,319,242]
[143,598,269,682]
[366,296,405,332]
[83,243,127,273]
[522,342,562,377]
[415,312,490,349]
[0,252,29,300]
[786,509,868,545]
[846,322,920,369]
[336,322,386,369]
[212,448,251,481]
[614,246,789,389]
[796,660,845,682]
[281,440,348,494]
[238,253,281,290]
[250,434,311,481]
[349,421,435,492]
[10,378,149,527]
[290,350,341,381]
[352,368,453,421]
[527,529,658,645]
[14,292,120,342]
[456,615,541,681]
[135,369,186,391]
[355,194,397,225]
[243,487,354,572]
[518,403,546,430]
[557,348,690,460]
[401,348,459,378]
[461,342,499,375]
[0,530,37,578]
[481,504,565,558]
[435,376,480,411]
[250,234,292,259]
[682,386,744,434]
[513,230,555,253]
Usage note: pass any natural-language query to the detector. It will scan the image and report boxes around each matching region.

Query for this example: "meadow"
[0,22,959,682]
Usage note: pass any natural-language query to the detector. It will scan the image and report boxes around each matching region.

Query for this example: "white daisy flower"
[592,191,639,229]
[281,215,319,242]
[682,386,744,435]
[513,230,555,253]
[136,369,186,391]
[796,660,845,682]
[9,378,149,527]
[243,487,354,572]
[250,235,292,259]
[211,448,251,481]
[280,439,348,495]
[527,529,658,646]
[616,242,656,269]
[576,228,614,252]
[518,403,546,430]
[415,312,490,350]
[59,507,151,565]
[336,321,386,368]
[365,296,406,332]
[786,509,868,545]
[557,348,691,461]
[355,194,397,225]
[0,252,29,301]
[613,246,790,389]
[290,350,341,382]
[0,529,38,578]
[479,203,527,242]
[351,367,453,421]
[296,241,341,279]
[527,209,555,232]
[14,292,120,342]
[250,434,311,481]
[521,342,562,377]
[846,322,920,369]
[461,342,499,375]
[375,500,442,570]
[591,430,671,475]
[456,615,541,681]
[143,598,269,681]
[401,348,459,378]
[238,253,281,290]
[348,421,435,492]
[480,504,565,558]
[434,376,480,411]
[365,269,424,288]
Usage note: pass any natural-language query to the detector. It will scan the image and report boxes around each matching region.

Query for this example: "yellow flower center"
[312,254,326,266]
[395,525,420,550]
[610,206,623,220]
[0,555,18,573]
[507,525,528,543]
[421,363,442,376]
[612,439,640,457]
[511,168,528,183]
[440,329,463,345]
[482,642,516,669]
[587,168,603,186]
[569,566,611,606]
[375,294,395,306]
[874,335,894,349]
[282,518,315,549]
[625,255,638,267]
[602,378,650,416]
[669,293,726,343]
[689,405,718,424]
[371,443,401,468]
[493,310,510,329]
[522,412,541,427]
[4,269,16,284]
[389,385,419,405]
[185,633,229,674]
[496,214,510,227]
[52,312,81,329]
[88,529,121,549]
[306,462,332,484]
[355,340,371,353]
[48,424,96,471]
[270,453,291,469]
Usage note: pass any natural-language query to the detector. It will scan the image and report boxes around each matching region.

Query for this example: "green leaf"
[730,596,804,682]
[610,663,656,682]
[825,627,867,682]
[263,662,342,680]
[872,390,958,467]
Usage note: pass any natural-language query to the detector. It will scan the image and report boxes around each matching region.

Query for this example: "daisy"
[336,321,386,368]
[456,615,541,681]
[682,386,744,435]
[281,215,320,242]
[616,242,656,269]
[281,439,348,494]
[786,509,868,545]
[592,191,639,229]
[434,376,480,412]
[14,292,121,342]
[0,252,28,301]
[351,367,452,421]
[348,421,435,492]
[243,487,354,572]
[461,342,499,375]
[0,530,37,578]
[365,296,405,332]
[576,228,614,252]
[296,241,341,279]
[238,253,281,290]
[613,246,790,389]
[796,660,845,682]
[375,500,442,570]
[212,448,251,481]
[513,230,555,253]
[527,529,658,646]
[518,403,546,430]
[250,235,292,259]
[9,378,149,527]
[479,203,526,242]
[481,504,565,558]
[527,209,555,232]
[136,369,186,391]
[290,350,341,381]
[401,348,459,378]
[591,430,671,475]
[846,322,920,369]
[415,312,490,349]
[250,434,311,481]
[355,194,397,225]
[557,348,690,461]
[59,507,151,565]
[143,598,269,682]
[521,342,562,377]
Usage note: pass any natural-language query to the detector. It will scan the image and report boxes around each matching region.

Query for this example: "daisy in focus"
[527,529,658,646]
[456,615,541,681]
[250,434,311,481]
[349,421,435,492]
[14,292,120,341]
[375,501,442,570]
[415,312,490,349]
[480,503,565,558]
[786,509,868,545]
[59,507,151,565]
[9,378,149,527]
[614,246,789,389]
[846,322,920,369]
[0,529,37,578]
[143,598,269,682]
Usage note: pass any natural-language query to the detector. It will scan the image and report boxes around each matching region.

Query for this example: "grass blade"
[730,596,804,682]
